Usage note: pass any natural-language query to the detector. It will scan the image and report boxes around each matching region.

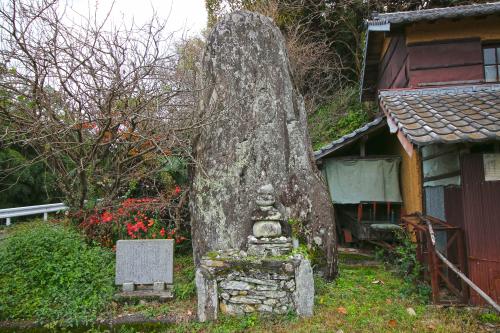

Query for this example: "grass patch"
[0,224,495,332]
[0,221,115,327]
[149,261,494,333]
[173,255,196,300]
[120,303,172,319]
[338,252,375,263]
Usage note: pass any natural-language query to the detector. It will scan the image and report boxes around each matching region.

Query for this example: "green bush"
[375,230,432,302]
[0,221,115,326]
[308,86,373,150]
[0,147,59,208]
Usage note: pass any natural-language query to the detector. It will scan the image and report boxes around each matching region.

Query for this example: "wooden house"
[316,3,500,305]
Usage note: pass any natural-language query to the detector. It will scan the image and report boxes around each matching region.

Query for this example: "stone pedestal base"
[114,284,174,303]
[247,236,293,257]
[196,251,314,321]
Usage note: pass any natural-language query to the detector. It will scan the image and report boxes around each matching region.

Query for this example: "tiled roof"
[379,84,500,146]
[314,116,386,160]
[369,2,500,26]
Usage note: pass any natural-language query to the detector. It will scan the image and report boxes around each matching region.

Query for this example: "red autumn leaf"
[336,307,347,315]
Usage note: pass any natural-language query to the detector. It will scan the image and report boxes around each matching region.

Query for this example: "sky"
[66,0,208,38]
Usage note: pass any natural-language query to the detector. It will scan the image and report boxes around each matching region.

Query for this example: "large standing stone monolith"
[190,11,338,278]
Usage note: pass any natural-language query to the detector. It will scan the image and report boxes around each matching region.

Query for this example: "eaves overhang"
[359,22,390,102]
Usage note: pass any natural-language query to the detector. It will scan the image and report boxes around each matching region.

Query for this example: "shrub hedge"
[0,221,115,326]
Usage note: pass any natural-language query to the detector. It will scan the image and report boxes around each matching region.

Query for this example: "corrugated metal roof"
[379,84,500,146]
[314,116,386,160]
[369,2,500,26]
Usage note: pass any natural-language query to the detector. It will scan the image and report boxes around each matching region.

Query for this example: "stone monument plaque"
[115,239,174,285]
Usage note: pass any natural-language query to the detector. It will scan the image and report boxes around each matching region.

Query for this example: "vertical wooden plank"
[427,233,440,303]
[456,229,469,304]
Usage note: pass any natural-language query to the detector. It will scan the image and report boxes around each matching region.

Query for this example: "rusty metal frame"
[402,213,469,304]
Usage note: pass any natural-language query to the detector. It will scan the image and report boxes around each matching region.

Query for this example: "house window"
[483,45,500,82]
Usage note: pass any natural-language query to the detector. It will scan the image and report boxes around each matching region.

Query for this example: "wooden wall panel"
[408,39,482,70]
[410,64,484,87]
[406,16,500,45]
[378,35,409,90]
[386,135,423,214]
[407,38,483,87]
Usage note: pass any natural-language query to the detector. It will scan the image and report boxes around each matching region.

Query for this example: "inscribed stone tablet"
[115,239,174,285]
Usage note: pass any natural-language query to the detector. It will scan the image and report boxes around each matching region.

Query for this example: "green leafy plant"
[173,255,196,300]
[288,218,302,239]
[308,86,374,151]
[377,230,432,301]
[288,218,310,244]
[291,244,310,258]
[0,147,59,208]
[479,312,500,324]
[0,221,115,326]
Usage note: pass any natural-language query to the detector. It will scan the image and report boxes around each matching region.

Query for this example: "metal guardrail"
[0,203,68,226]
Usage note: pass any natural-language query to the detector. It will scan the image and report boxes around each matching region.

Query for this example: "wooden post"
[427,232,440,303]
[360,136,367,157]
[357,203,363,222]
[456,229,469,304]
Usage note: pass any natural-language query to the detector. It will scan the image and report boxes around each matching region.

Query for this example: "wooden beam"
[422,148,458,161]
[423,170,460,182]
[379,103,415,158]
[360,136,367,157]
[397,130,414,157]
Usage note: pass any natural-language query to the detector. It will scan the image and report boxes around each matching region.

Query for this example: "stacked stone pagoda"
[248,184,293,257]
[196,185,313,321]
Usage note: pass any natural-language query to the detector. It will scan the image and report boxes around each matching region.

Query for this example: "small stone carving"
[252,184,282,238]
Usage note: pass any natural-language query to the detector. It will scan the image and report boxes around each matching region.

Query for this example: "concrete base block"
[122,282,135,292]
[153,281,166,292]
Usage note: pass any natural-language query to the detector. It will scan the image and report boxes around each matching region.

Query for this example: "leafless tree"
[206,0,488,112]
[206,0,361,112]
[0,0,207,209]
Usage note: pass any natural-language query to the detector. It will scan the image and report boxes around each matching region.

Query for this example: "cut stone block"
[293,258,314,317]
[196,268,218,322]
[122,282,135,292]
[114,288,174,303]
[115,239,174,285]
[153,281,166,292]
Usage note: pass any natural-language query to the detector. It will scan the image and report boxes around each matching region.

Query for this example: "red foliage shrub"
[76,189,189,249]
